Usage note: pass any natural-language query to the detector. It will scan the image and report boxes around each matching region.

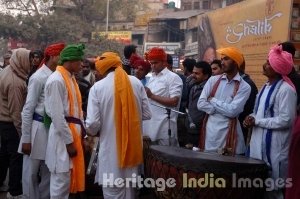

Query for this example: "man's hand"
[66,143,77,158]
[144,87,153,99]
[22,143,31,155]
[243,116,255,128]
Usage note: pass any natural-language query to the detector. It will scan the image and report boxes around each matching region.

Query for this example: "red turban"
[145,47,167,61]
[130,54,151,72]
[39,42,65,67]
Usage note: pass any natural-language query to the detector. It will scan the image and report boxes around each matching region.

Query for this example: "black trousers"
[0,121,22,196]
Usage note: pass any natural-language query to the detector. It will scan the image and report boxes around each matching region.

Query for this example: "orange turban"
[95,52,143,168]
[95,52,122,75]
[216,47,244,67]
[145,47,167,61]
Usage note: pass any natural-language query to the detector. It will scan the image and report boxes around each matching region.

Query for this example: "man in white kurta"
[197,47,250,154]
[244,45,297,199]
[143,47,183,146]
[44,44,85,199]
[18,43,65,199]
[86,52,151,199]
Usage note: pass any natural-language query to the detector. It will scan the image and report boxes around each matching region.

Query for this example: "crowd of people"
[0,41,299,199]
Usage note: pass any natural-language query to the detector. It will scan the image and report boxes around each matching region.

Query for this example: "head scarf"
[9,48,31,80]
[216,47,244,67]
[95,52,143,168]
[58,44,85,65]
[268,45,295,90]
[39,42,65,67]
[130,54,151,72]
[145,47,167,61]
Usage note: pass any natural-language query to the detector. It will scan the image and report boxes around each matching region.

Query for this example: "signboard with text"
[144,42,181,54]
[92,31,132,45]
[198,0,292,88]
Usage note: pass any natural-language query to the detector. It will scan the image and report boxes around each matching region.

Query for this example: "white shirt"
[143,68,183,141]
[250,81,297,181]
[85,72,151,184]
[197,73,251,154]
[19,64,52,159]
[44,70,82,173]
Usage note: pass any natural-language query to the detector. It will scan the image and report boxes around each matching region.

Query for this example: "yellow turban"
[95,52,143,168]
[95,52,122,75]
[216,47,244,67]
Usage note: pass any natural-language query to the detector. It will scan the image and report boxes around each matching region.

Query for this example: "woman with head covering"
[244,45,297,199]
[0,48,31,198]
[85,52,151,198]
[44,44,86,199]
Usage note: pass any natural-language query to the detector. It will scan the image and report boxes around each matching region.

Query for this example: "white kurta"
[197,73,251,154]
[143,68,183,141]
[85,72,152,185]
[250,81,297,181]
[44,70,82,173]
[19,64,52,160]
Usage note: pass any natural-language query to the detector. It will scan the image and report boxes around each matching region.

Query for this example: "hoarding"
[92,31,132,45]
[198,0,292,88]
[144,42,181,54]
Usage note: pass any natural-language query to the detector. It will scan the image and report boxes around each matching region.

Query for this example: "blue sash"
[252,79,283,166]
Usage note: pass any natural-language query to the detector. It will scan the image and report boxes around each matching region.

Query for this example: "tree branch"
[31,0,40,16]
[19,0,32,16]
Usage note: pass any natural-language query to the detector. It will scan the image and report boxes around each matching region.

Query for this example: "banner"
[92,31,132,45]
[198,0,292,88]
[144,42,181,54]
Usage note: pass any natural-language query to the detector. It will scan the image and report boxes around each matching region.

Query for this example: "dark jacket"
[288,68,300,112]
[239,73,258,139]
[186,80,207,130]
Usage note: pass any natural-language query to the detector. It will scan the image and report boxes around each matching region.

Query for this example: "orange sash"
[57,66,85,193]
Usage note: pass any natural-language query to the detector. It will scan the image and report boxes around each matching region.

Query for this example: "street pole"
[106,0,109,35]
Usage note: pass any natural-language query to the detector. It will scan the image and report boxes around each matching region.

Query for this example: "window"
[202,0,211,9]
[194,2,200,9]
[192,28,198,42]
[183,2,192,10]
[226,0,242,6]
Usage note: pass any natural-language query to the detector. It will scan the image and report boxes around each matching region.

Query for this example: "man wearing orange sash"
[44,44,85,199]
[86,52,151,198]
